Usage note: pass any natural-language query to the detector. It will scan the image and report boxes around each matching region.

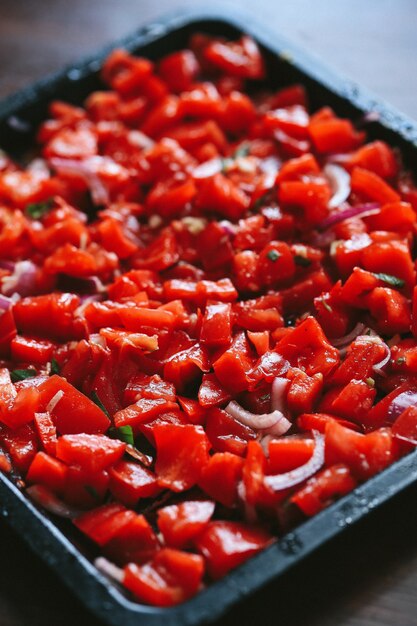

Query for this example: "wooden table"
[1,1,417,625]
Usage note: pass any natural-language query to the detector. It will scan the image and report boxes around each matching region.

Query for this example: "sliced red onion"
[319,202,381,231]
[27,158,50,178]
[271,377,290,413]
[332,323,367,348]
[95,557,124,584]
[193,158,223,179]
[127,130,155,150]
[259,434,274,455]
[218,220,237,236]
[47,390,64,413]
[353,336,391,376]
[237,481,258,524]
[262,414,292,436]
[265,431,325,491]
[0,260,15,271]
[372,344,391,376]
[309,229,337,249]
[259,156,281,187]
[323,164,351,209]
[1,260,38,297]
[0,294,13,312]
[387,390,417,423]
[225,400,290,432]
[27,485,82,518]
[50,157,110,205]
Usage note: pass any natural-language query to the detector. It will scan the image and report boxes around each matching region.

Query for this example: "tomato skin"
[205,407,256,456]
[154,423,210,492]
[291,464,357,516]
[105,514,159,565]
[158,50,200,93]
[268,438,315,474]
[276,316,340,377]
[38,375,110,435]
[203,36,265,79]
[324,420,396,480]
[392,405,417,445]
[109,460,160,506]
[351,166,401,204]
[124,548,204,607]
[195,521,272,579]
[0,308,17,357]
[157,500,215,548]
[34,412,57,456]
[56,434,125,474]
[10,335,55,365]
[309,117,365,153]
[198,373,231,408]
[13,294,83,342]
[200,301,232,348]
[26,451,67,493]
[257,241,296,287]
[195,174,249,220]
[198,452,243,507]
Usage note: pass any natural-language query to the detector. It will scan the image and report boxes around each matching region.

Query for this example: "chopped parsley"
[91,391,110,417]
[50,358,60,375]
[294,254,312,267]
[396,356,406,365]
[25,198,54,220]
[373,273,405,288]
[267,249,281,262]
[10,368,37,383]
[115,425,135,446]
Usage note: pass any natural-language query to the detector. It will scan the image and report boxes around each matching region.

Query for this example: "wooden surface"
[1,1,417,625]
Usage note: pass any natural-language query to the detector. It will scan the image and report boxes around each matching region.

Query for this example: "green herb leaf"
[252,186,277,210]
[233,142,251,159]
[365,377,375,387]
[10,368,37,383]
[267,249,281,262]
[294,254,312,267]
[373,273,405,288]
[91,390,110,417]
[115,425,135,446]
[396,356,406,365]
[84,485,100,501]
[50,358,60,375]
[25,198,54,220]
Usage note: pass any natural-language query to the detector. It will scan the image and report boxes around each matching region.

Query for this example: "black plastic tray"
[1,7,417,626]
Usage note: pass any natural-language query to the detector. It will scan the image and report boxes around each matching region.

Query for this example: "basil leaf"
[373,273,405,288]
[294,254,312,267]
[116,425,135,446]
[10,368,37,383]
[91,390,110,417]
[25,198,54,219]
[267,249,281,262]
[50,358,60,375]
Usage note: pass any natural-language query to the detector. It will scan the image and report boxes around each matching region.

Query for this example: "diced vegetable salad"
[0,32,417,606]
